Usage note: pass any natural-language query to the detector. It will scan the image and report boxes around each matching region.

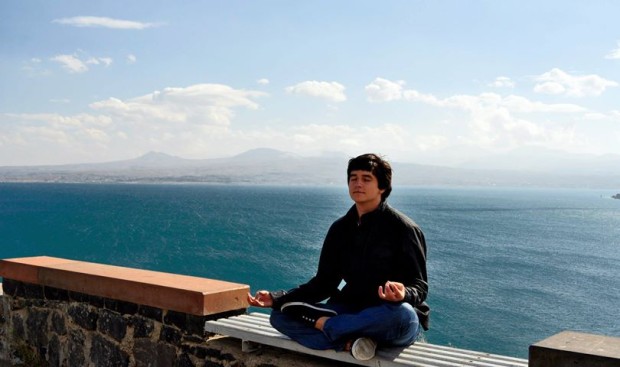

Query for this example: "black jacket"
[272,201,430,329]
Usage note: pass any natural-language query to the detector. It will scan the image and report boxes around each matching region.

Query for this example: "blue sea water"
[1,183,619,358]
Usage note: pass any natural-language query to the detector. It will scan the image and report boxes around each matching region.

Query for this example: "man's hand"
[378,281,406,302]
[247,290,274,308]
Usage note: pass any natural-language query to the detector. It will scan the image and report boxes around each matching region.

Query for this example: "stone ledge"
[0,256,249,316]
[529,331,620,367]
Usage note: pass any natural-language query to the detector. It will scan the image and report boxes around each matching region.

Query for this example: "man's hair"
[347,153,392,201]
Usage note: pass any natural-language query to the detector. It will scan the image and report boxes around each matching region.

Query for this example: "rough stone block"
[0,296,7,325]
[48,334,60,367]
[186,345,221,359]
[26,309,49,346]
[98,309,127,342]
[68,304,98,331]
[68,329,86,367]
[90,333,130,367]
[11,314,25,340]
[132,315,155,338]
[176,353,197,367]
[51,311,67,335]
[133,338,157,367]
[156,342,177,366]
[10,297,26,311]
[160,325,182,346]
[24,298,45,308]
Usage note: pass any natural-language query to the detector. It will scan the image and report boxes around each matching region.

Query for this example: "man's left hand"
[378,281,406,302]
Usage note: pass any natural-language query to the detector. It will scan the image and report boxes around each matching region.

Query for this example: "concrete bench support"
[529,331,620,367]
[205,312,529,367]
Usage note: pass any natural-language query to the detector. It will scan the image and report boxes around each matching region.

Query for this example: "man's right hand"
[247,290,273,308]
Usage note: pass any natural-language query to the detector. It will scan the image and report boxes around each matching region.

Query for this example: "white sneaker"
[351,337,377,361]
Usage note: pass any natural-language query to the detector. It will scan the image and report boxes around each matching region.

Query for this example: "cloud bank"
[52,16,162,30]
[533,68,618,97]
[285,81,347,102]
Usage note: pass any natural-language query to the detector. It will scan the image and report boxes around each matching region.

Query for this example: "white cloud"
[488,76,515,88]
[90,83,267,126]
[0,112,114,155]
[4,113,112,128]
[290,123,412,155]
[366,78,585,114]
[365,78,405,102]
[50,53,113,73]
[52,16,161,30]
[0,84,268,164]
[402,89,441,105]
[533,81,566,95]
[127,54,137,64]
[285,81,346,102]
[1,75,615,166]
[413,134,449,152]
[50,54,88,73]
[257,78,270,85]
[605,42,620,59]
[582,112,608,120]
[363,77,591,153]
[499,95,585,113]
[86,57,113,67]
[533,68,618,97]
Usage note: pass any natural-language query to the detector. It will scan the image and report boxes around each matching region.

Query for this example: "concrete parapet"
[0,256,250,366]
[529,330,620,367]
[0,256,249,316]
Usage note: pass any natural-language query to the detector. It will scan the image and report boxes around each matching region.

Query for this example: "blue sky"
[1,1,619,166]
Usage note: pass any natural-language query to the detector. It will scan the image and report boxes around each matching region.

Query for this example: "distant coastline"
[2,149,620,189]
[613,193,620,199]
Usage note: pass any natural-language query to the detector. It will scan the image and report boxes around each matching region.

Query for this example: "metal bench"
[204,312,529,367]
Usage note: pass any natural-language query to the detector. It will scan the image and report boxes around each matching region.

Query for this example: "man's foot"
[350,337,377,361]
[280,302,337,326]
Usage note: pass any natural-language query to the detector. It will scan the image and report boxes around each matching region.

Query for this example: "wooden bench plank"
[204,312,528,367]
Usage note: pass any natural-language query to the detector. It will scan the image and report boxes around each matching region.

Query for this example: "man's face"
[348,170,385,205]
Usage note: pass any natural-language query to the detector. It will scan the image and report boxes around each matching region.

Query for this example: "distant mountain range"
[1,148,619,189]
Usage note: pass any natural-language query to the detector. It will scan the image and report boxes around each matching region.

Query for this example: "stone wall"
[0,279,246,367]
[0,256,346,367]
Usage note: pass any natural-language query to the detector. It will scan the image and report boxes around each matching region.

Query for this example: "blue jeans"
[269,302,420,351]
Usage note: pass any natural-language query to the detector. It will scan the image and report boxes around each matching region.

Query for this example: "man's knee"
[389,303,420,346]
[269,309,286,330]
[385,302,416,320]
